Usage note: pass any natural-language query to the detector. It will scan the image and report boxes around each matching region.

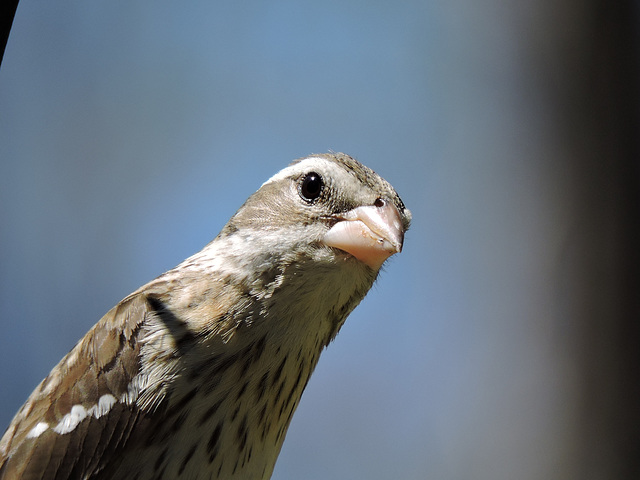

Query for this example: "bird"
[0,152,411,479]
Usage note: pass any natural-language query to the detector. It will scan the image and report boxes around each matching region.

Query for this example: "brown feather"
[0,293,153,478]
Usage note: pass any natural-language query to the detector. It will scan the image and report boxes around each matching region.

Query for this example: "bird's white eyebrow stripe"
[50,394,118,435]
[261,157,338,187]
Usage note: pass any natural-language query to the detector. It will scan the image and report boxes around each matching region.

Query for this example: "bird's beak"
[323,200,405,269]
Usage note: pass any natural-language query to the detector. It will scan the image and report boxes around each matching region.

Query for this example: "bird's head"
[218,152,411,275]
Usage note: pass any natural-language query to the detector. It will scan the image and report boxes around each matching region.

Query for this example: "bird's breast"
[111,312,327,479]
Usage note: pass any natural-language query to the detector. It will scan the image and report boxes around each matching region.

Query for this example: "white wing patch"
[26,421,49,439]
[52,405,88,435]
[88,393,117,418]
[51,394,117,435]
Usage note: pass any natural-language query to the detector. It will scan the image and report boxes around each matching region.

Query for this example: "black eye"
[299,172,324,202]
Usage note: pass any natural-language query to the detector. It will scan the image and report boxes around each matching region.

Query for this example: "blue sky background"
[1,1,586,478]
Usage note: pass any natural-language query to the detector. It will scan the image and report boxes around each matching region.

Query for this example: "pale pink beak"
[323,200,405,269]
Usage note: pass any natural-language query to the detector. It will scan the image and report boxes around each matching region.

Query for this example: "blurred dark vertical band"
[0,0,18,67]
[572,1,640,478]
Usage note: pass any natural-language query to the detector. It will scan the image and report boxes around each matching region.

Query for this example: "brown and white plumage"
[0,153,411,479]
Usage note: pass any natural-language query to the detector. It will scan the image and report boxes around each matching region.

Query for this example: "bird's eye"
[299,172,324,202]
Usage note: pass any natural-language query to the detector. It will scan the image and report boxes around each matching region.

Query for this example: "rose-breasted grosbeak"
[0,153,411,479]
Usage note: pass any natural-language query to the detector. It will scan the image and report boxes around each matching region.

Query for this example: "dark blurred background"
[0,1,638,479]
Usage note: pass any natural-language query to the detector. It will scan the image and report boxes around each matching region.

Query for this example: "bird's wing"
[0,293,154,479]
